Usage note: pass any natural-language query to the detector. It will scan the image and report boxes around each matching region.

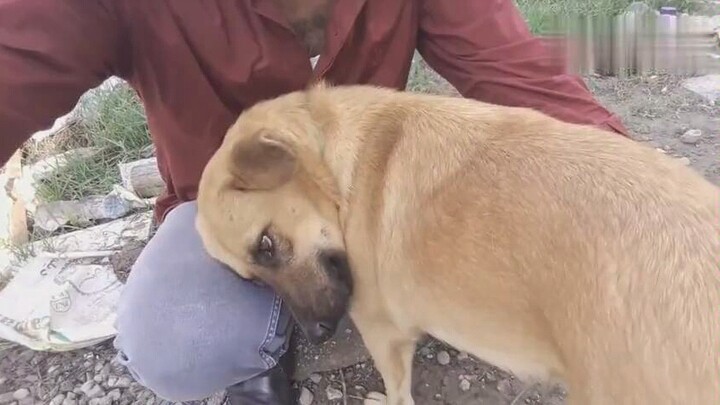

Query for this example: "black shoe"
[224,348,297,405]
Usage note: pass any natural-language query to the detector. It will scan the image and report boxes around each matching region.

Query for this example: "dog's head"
[196,90,352,344]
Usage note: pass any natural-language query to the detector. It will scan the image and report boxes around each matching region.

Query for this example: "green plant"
[35,82,152,202]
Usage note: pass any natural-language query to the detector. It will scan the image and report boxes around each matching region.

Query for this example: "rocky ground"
[1,68,719,405]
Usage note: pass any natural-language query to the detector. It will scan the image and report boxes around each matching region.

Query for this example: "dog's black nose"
[307,320,336,343]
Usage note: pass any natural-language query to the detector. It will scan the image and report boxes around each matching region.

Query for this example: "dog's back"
[346,90,720,404]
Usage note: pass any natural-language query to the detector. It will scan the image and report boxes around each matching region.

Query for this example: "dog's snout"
[308,320,337,343]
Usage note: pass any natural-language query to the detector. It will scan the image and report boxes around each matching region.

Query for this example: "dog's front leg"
[351,309,417,405]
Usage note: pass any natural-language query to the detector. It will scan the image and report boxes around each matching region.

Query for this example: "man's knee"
[113,320,264,401]
[111,201,293,401]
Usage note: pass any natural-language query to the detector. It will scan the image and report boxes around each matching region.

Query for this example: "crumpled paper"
[0,211,152,351]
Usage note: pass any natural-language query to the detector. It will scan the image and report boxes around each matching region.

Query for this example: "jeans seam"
[258,293,283,368]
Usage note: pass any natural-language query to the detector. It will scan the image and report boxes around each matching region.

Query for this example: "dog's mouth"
[298,317,341,344]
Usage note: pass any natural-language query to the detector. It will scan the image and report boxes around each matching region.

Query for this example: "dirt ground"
[0,71,717,405]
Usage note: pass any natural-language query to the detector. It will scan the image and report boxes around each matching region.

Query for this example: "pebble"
[62,399,78,405]
[298,387,314,405]
[497,379,514,395]
[678,157,691,166]
[0,377,6,385]
[457,351,469,360]
[80,382,94,395]
[680,129,702,144]
[12,389,29,400]
[106,377,118,388]
[364,392,387,404]
[459,379,471,392]
[106,389,122,402]
[65,393,77,400]
[99,364,111,378]
[60,382,74,393]
[309,373,322,384]
[325,386,343,401]
[115,376,133,388]
[93,375,103,383]
[80,383,104,399]
[436,350,451,365]
[0,392,15,404]
[50,394,66,405]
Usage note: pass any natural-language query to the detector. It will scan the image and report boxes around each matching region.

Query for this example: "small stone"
[325,386,343,401]
[483,370,498,383]
[0,392,15,404]
[106,389,121,402]
[457,351,469,360]
[65,392,77,400]
[678,157,691,166]
[298,387,314,405]
[115,376,132,388]
[51,394,66,405]
[680,129,702,145]
[309,373,322,384]
[418,347,431,357]
[80,381,95,394]
[93,375,103,383]
[81,383,104,399]
[62,399,78,405]
[497,379,514,395]
[48,365,61,375]
[364,391,387,404]
[12,389,30,400]
[99,364,111,378]
[60,382,74,392]
[459,379,471,392]
[106,377,118,388]
[436,350,451,365]
[24,375,38,383]
[0,377,6,385]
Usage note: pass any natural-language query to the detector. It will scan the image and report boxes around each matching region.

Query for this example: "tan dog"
[196,83,720,405]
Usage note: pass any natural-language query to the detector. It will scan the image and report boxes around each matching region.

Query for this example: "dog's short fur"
[196,84,720,404]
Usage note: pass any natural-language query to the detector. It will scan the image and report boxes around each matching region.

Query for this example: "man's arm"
[417,0,629,136]
[0,0,126,167]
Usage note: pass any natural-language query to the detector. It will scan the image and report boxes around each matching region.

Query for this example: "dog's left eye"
[254,232,276,266]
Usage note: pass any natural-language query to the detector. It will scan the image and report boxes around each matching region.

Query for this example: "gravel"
[437,350,451,365]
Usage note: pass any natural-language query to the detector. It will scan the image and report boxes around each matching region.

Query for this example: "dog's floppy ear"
[230,130,297,190]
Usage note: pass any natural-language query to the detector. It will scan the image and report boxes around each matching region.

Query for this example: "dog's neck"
[307,87,398,231]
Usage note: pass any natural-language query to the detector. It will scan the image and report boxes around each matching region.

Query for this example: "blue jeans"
[112,201,293,401]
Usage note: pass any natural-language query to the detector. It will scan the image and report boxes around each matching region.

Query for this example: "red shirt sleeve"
[0,0,126,167]
[417,0,630,137]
